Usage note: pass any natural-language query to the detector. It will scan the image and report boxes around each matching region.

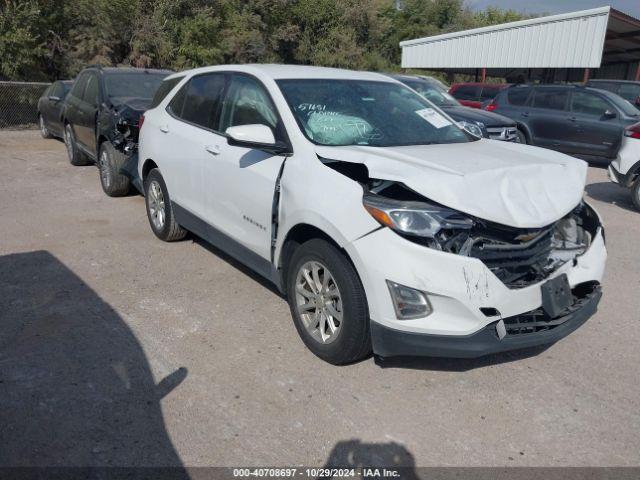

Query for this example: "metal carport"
[400,6,640,83]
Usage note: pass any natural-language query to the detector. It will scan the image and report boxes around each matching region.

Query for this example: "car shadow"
[0,251,188,473]
[374,344,550,372]
[191,236,285,298]
[585,181,637,213]
[320,439,420,479]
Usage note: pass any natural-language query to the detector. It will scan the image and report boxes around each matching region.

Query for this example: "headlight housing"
[457,121,484,138]
[363,193,474,239]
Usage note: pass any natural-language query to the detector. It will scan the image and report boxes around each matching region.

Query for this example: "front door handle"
[521,112,529,118]
[205,145,220,155]
[159,125,169,133]
[568,116,577,122]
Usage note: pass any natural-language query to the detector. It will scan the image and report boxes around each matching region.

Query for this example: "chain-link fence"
[0,81,51,130]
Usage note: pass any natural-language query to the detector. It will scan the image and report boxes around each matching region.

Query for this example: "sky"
[466,0,640,18]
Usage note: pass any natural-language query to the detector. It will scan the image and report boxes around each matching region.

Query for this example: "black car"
[63,66,172,196]
[390,74,518,142]
[37,80,73,139]
[586,79,640,110]
[487,84,640,163]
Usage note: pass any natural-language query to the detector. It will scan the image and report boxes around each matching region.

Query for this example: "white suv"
[138,65,607,364]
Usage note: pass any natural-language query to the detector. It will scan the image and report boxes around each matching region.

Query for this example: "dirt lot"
[1,130,639,468]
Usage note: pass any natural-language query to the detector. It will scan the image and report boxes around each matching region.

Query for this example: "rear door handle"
[159,125,169,133]
[521,112,529,118]
[568,116,577,122]
[205,145,220,155]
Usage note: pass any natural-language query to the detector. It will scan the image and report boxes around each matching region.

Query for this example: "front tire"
[144,168,187,242]
[98,141,131,197]
[286,239,371,365]
[64,123,91,166]
[39,114,52,139]
[632,179,640,211]
[516,128,528,144]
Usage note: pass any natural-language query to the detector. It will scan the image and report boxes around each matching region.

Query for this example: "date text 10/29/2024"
[232,468,402,478]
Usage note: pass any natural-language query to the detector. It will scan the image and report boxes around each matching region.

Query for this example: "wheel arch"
[141,158,158,183]
[516,122,532,143]
[277,223,356,293]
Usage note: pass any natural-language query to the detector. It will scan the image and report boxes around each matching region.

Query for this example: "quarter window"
[150,76,184,109]
[173,73,226,130]
[571,91,611,116]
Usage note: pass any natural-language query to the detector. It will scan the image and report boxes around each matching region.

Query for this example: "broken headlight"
[363,193,474,238]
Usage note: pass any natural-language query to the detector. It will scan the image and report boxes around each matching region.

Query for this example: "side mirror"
[226,124,290,155]
[635,96,640,107]
[48,95,61,102]
[603,109,617,119]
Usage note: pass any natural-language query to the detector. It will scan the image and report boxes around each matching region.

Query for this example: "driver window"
[83,75,100,106]
[219,75,279,135]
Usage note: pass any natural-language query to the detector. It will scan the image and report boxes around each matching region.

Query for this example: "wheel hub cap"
[295,261,342,344]
[100,150,111,188]
[148,180,165,230]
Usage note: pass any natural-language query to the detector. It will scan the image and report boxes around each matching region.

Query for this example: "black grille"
[469,227,554,288]
[503,282,600,336]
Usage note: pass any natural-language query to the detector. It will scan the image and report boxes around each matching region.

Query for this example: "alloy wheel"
[295,260,343,344]
[148,180,166,230]
[40,116,48,137]
[64,125,74,160]
[99,149,111,189]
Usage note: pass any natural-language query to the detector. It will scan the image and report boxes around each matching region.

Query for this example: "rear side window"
[532,88,569,111]
[507,87,531,106]
[571,91,611,116]
[451,85,480,101]
[170,73,226,130]
[149,76,184,109]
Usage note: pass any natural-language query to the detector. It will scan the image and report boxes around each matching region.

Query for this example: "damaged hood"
[316,139,588,228]
[109,97,152,116]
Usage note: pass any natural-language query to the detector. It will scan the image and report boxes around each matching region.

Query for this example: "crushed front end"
[345,180,606,358]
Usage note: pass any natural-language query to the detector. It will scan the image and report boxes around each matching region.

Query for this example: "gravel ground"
[0,130,639,468]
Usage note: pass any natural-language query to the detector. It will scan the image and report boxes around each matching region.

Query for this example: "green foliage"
[0,1,46,79]
[0,0,528,80]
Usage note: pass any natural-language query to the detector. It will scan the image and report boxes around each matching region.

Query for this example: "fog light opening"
[386,280,433,320]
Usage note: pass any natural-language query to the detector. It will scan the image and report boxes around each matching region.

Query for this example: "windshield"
[277,79,472,147]
[601,90,640,117]
[402,79,460,107]
[105,72,169,100]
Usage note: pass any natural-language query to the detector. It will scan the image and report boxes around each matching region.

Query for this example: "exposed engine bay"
[369,180,599,288]
[108,102,144,154]
[323,158,601,289]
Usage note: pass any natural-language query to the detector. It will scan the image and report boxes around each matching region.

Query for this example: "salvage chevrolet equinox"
[138,65,607,365]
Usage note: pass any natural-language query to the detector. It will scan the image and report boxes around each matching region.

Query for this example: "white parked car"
[608,122,640,210]
[138,65,607,364]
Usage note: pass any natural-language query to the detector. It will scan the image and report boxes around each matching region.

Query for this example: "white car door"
[155,73,227,220]
[202,73,289,260]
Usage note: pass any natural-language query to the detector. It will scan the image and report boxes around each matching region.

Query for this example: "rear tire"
[64,123,91,166]
[144,168,187,242]
[516,128,528,144]
[99,141,131,197]
[39,114,52,139]
[632,179,640,211]
[286,239,371,365]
